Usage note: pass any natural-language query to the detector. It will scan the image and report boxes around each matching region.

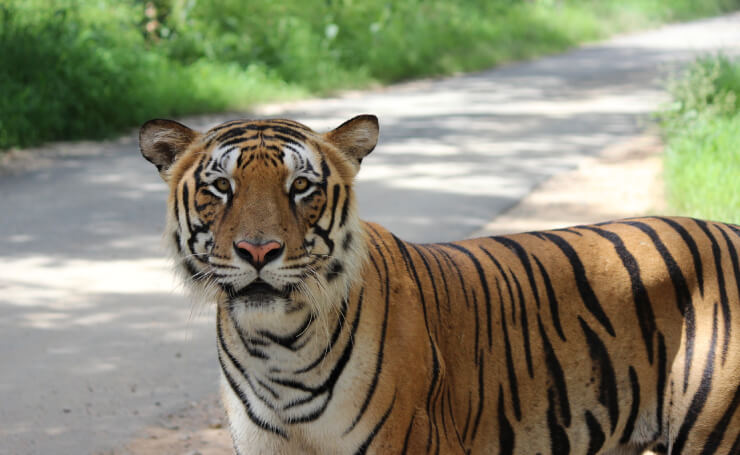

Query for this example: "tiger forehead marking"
[203,119,323,176]
[141,115,740,454]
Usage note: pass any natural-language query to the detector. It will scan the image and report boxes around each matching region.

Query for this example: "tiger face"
[140,115,378,327]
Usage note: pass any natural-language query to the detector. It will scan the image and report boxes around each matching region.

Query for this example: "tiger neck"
[216,228,369,428]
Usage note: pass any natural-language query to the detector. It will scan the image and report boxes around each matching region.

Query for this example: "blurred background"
[1,1,739,454]
[1,0,739,221]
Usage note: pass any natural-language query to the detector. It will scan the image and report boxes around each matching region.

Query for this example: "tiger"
[139,114,740,454]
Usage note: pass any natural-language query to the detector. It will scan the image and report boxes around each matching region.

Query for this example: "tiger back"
[140,114,740,454]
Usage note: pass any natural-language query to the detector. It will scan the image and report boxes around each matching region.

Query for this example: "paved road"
[1,13,739,454]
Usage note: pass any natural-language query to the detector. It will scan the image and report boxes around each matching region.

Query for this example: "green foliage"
[0,0,302,148]
[659,56,740,223]
[2,0,740,149]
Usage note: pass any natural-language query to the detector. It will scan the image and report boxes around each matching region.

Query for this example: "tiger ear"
[139,119,199,181]
[325,115,379,174]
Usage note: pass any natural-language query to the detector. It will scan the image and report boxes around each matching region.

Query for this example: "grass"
[659,55,740,224]
[2,0,740,149]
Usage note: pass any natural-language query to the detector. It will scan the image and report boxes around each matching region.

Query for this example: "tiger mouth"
[228,280,292,305]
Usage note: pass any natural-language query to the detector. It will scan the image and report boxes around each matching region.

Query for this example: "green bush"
[659,55,740,223]
[0,0,302,148]
[2,0,740,149]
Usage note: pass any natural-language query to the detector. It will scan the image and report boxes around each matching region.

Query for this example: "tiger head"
[140,115,378,327]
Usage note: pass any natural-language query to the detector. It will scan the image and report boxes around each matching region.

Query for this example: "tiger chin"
[141,114,740,454]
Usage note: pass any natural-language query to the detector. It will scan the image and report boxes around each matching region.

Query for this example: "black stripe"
[728,224,740,239]
[239,152,255,168]
[401,415,416,455]
[461,391,472,443]
[217,316,276,410]
[180,182,195,255]
[446,387,465,450]
[339,185,351,227]
[439,245,482,356]
[732,432,740,455]
[235,327,269,360]
[498,385,515,455]
[621,220,696,392]
[479,245,516,324]
[673,303,719,454]
[584,411,605,455]
[329,184,342,231]
[533,255,566,341]
[354,392,397,455]
[546,388,570,454]
[172,231,181,254]
[427,247,453,314]
[718,225,740,304]
[391,235,441,453]
[256,377,281,400]
[430,245,471,309]
[282,393,319,412]
[219,354,286,438]
[411,244,443,333]
[206,125,243,148]
[538,315,571,427]
[717,225,740,355]
[542,233,615,337]
[343,232,353,251]
[345,253,391,434]
[439,388,449,445]
[510,270,534,378]
[269,125,308,141]
[578,317,619,433]
[212,126,252,146]
[216,316,286,438]
[470,349,486,441]
[271,133,304,149]
[268,290,364,425]
[172,181,182,251]
[182,259,200,281]
[694,219,731,364]
[284,291,362,392]
[446,243,492,348]
[492,237,542,309]
[657,217,705,297]
[555,227,584,236]
[582,225,656,363]
[268,119,312,132]
[293,297,348,373]
[206,119,246,137]
[499,291,522,421]
[655,332,667,439]
[326,260,344,282]
[432,244,480,365]
[700,372,740,454]
[256,312,314,350]
[619,366,640,443]
[425,344,442,454]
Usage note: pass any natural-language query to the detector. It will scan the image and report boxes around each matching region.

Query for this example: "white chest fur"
[217,290,382,454]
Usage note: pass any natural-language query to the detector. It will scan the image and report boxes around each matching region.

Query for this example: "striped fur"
[140,115,740,454]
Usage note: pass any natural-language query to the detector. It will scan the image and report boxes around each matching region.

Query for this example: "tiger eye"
[214,177,231,193]
[292,177,310,193]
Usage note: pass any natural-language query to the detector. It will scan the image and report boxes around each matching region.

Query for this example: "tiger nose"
[234,240,284,270]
